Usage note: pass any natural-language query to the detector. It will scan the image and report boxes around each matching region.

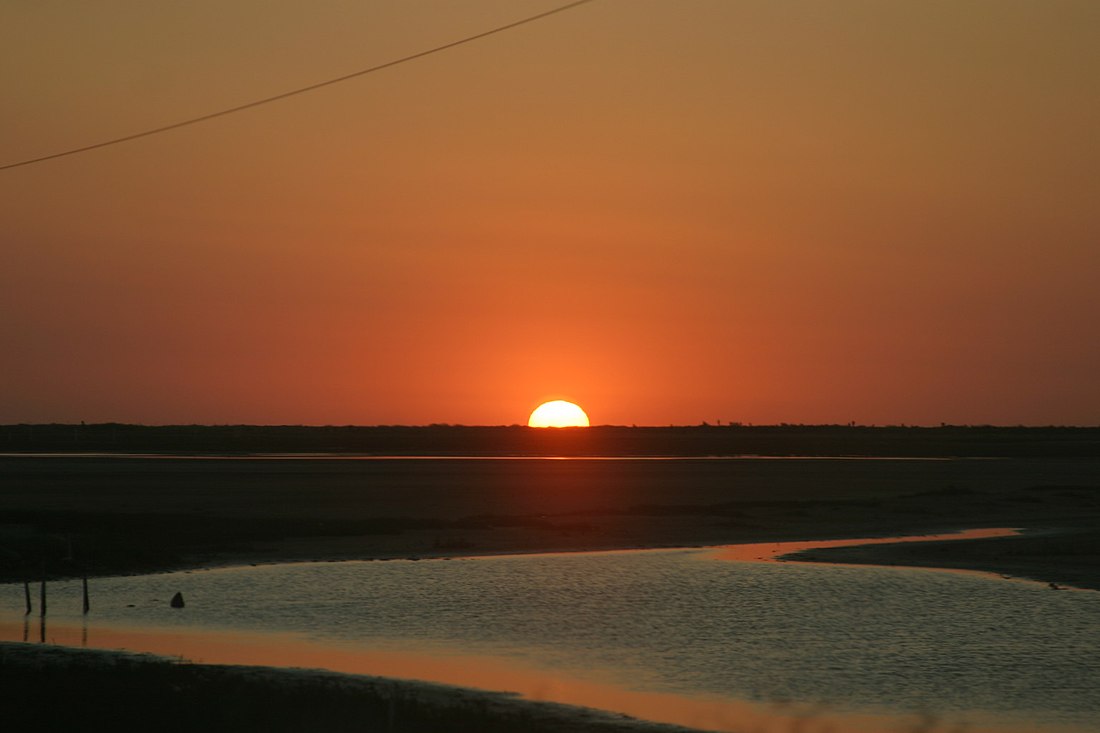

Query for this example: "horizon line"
[3,422,1099,430]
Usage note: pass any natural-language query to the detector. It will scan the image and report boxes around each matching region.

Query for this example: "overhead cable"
[1,0,596,172]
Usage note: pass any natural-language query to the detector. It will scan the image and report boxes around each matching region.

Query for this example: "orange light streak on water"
[710,527,1020,562]
[0,619,1066,733]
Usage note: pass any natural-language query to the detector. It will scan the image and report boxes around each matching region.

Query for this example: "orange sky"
[2,1,1098,426]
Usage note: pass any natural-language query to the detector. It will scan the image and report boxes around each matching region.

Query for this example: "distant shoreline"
[0,451,972,460]
[3,423,1099,458]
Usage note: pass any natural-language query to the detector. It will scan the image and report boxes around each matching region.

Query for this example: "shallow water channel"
[3,534,1099,732]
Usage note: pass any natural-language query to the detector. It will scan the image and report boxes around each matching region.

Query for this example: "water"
[3,548,1099,731]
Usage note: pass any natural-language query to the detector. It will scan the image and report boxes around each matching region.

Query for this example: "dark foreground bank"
[0,642,703,733]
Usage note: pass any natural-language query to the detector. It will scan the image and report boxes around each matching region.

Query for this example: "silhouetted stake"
[83,576,90,614]
[24,579,31,615]
[40,578,46,618]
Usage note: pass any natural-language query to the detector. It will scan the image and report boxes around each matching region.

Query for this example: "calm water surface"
[3,547,1099,731]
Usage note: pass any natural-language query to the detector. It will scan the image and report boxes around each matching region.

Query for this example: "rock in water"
[170,592,185,608]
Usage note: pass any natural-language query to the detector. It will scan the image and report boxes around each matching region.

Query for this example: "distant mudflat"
[1,450,1098,588]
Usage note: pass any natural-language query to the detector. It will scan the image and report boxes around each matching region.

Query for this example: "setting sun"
[528,400,590,428]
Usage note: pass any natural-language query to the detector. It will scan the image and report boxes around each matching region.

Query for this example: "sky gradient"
[3,0,1098,426]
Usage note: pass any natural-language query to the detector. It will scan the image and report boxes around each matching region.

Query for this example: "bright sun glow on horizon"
[528,400,590,428]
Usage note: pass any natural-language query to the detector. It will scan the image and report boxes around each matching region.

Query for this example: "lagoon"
[3,538,1099,732]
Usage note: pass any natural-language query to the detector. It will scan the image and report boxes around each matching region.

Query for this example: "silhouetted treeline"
[2,423,1098,457]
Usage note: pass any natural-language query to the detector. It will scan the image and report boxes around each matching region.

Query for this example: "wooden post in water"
[85,547,95,615]
[24,579,31,615]
[39,565,47,618]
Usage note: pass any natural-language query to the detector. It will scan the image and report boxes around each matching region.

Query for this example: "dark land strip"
[3,423,1099,457]
[0,642,701,733]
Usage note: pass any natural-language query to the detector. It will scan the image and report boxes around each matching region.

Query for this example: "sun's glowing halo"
[528,400,590,428]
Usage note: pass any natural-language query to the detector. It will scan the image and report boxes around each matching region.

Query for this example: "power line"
[1,0,597,172]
